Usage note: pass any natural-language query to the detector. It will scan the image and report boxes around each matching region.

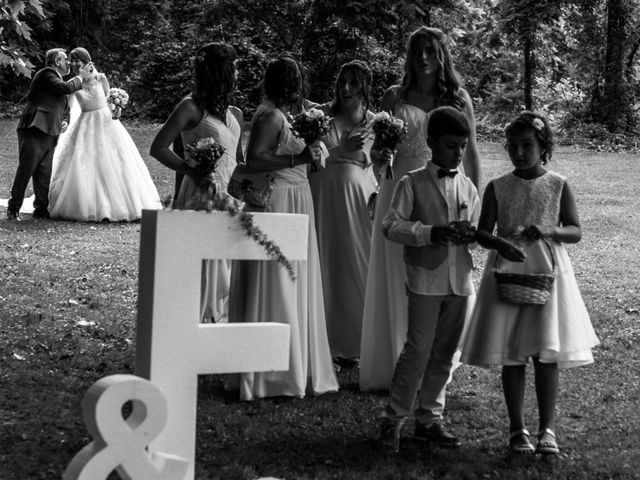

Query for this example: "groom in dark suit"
[7,48,89,220]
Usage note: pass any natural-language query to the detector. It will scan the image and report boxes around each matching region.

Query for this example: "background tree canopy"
[2,0,639,136]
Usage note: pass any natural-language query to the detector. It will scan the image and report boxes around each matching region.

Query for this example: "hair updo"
[505,111,554,164]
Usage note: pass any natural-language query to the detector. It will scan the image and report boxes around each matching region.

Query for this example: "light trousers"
[385,292,469,425]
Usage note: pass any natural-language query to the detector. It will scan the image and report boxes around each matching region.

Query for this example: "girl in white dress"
[48,47,161,221]
[150,43,243,323]
[228,55,339,400]
[309,60,377,363]
[461,112,599,455]
[359,27,481,391]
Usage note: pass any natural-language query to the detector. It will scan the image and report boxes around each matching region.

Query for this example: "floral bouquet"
[106,88,129,120]
[183,137,226,210]
[371,111,408,179]
[290,108,330,172]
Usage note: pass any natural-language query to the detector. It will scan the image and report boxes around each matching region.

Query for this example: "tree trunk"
[603,0,631,133]
[625,36,640,81]
[523,33,534,110]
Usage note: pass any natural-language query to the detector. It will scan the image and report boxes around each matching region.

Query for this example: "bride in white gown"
[48,47,161,221]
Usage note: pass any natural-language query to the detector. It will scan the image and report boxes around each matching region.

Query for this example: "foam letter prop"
[135,210,308,479]
[63,374,189,480]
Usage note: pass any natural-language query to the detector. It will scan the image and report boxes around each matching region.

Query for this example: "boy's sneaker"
[414,422,461,448]
[379,417,405,453]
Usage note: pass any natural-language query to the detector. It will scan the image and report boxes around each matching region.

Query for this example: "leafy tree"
[1,0,637,136]
[495,0,563,110]
[0,0,45,78]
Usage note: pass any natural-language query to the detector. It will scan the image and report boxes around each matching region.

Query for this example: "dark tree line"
[2,0,639,134]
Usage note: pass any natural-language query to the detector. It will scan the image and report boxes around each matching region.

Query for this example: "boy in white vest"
[378,106,480,452]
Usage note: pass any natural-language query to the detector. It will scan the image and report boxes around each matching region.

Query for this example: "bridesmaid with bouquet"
[228,55,338,400]
[359,27,481,391]
[309,60,377,365]
[150,42,243,323]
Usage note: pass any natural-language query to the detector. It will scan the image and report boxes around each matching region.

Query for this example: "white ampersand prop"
[63,374,188,480]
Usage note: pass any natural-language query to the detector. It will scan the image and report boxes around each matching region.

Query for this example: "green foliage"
[0,0,43,77]
[129,22,195,120]
[1,0,639,134]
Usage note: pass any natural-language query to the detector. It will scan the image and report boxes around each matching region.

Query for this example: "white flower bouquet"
[106,88,129,120]
[185,137,226,184]
[182,137,227,211]
[371,111,408,179]
[290,108,331,172]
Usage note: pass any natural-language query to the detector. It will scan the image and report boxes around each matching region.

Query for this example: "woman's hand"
[343,130,366,153]
[378,147,394,165]
[300,143,323,164]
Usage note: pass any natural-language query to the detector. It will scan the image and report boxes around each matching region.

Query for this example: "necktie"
[437,168,458,179]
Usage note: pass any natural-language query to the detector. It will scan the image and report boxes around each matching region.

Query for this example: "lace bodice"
[73,76,108,112]
[493,171,566,238]
[392,101,431,178]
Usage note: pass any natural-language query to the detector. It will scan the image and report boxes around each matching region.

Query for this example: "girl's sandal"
[508,428,535,454]
[536,428,560,455]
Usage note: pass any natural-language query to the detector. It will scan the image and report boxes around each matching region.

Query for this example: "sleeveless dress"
[228,101,339,400]
[461,171,599,368]
[358,100,431,391]
[49,75,161,221]
[174,109,240,322]
[309,111,377,359]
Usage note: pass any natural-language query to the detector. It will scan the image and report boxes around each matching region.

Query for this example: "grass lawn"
[0,118,639,479]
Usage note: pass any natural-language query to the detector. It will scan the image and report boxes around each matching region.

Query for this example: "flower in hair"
[531,118,545,132]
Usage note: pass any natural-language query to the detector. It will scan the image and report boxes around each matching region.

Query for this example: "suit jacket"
[17,67,82,136]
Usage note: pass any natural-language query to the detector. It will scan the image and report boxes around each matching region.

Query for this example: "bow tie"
[437,168,458,179]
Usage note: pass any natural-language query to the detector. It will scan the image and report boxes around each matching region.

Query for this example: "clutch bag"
[228,163,274,208]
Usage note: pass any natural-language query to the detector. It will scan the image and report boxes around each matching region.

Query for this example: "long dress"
[461,171,599,368]
[174,109,240,322]
[228,101,339,400]
[359,100,431,391]
[49,75,161,221]
[309,111,377,359]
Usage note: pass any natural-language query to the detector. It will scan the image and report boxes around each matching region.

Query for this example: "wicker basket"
[494,239,555,305]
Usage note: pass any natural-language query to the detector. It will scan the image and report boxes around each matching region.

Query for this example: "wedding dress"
[48,74,161,221]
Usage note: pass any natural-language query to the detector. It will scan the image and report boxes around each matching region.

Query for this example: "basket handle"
[494,238,555,273]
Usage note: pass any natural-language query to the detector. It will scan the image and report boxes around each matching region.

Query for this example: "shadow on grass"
[195,426,557,480]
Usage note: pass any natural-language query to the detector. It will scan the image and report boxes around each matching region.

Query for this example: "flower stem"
[225,202,297,281]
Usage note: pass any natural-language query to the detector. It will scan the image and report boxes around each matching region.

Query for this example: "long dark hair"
[262,55,305,110]
[192,42,237,122]
[329,60,373,115]
[400,27,464,110]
